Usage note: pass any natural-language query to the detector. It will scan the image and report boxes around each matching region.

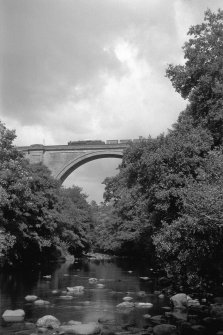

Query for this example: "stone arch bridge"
[18,140,135,183]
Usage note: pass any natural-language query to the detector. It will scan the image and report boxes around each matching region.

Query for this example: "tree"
[152,8,223,286]
[0,121,94,264]
[89,202,122,253]
[103,118,213,257]
[0,122,32,262]
[166,9,223,145]
[153,149,223,287]
[59,186,92,255]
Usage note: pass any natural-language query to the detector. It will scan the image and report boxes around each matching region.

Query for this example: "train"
[68,140,105,145]
[67,137,146,145]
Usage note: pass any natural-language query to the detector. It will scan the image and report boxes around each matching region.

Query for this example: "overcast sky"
[1,0,222,202]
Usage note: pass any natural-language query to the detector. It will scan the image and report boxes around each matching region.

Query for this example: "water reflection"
[0,258,170,333]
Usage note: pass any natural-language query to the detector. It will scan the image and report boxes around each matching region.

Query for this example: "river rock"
[25,295,38,302]
[153,324,177,335]
[97,284,104,288]
[52,290,59,294]
[116,302,135,308]
[123,296,133,301]
[158,294,165,299]
[187,297,200,307]
[24,322,36,330]
[34,299,50,305]
[2,309,25,322]
[89,278,98,284]
[59,322,101,334]
[67,286,84,293]
[170,293,188,309]
[36,315,60,329]
[135,302,153,308]
[137,291,146,297]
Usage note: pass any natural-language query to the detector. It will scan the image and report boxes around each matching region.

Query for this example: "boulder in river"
[67,286,84,293]
[116,302,135,309]
[36,315,60,329]
[170,293,188,309]
[52,290,59,294]
[2,309,25,322]
[89,278,98,284]
[139,276,150,281]
[187,297,200,307]
[123,296,133,301]
[97,283,104,289]
[137,291,146,297]
[25,295,38,302]
[34,299,50,306]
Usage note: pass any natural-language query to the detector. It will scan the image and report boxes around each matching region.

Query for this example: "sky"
[1,0,222,202]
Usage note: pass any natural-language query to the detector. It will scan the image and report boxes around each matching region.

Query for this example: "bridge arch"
[56,150,123,183]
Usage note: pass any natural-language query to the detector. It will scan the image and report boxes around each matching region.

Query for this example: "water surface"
[0,258,170,334]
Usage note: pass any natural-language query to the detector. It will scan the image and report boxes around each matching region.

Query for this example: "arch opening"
[56,150,123,184]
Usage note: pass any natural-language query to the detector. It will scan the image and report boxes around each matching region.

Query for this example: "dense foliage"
[166,9,223,145]
[59,186,92,256]
[90,202,122,253]
[102,9,223,286]
[0,122,92,265]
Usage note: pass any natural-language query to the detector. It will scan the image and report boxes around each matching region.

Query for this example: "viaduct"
[17,140,135,183]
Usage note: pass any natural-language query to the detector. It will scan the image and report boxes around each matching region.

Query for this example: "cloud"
[1,0,124,123]
[1,0,186,128]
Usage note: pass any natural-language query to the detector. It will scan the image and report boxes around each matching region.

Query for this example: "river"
[0,257,171,334]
